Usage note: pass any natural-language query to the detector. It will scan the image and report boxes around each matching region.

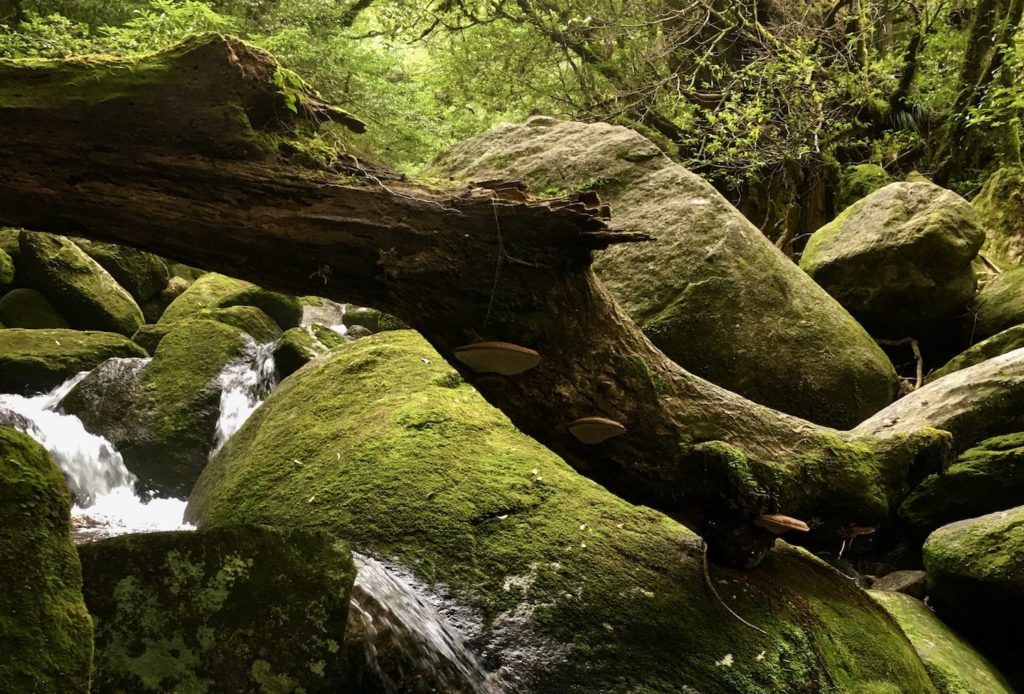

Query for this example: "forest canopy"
[2,0,1020,221]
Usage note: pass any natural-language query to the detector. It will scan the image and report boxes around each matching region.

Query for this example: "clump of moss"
[0,427,93,693]
[79,525,354,693]
[0,248,13,290]
[930,325,1024,380]
[189,331,934,692]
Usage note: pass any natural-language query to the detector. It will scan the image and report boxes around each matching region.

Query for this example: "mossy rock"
[0,328,146,394]
[160,272,301,330]
[426,118,897,428]
[901,433,1024,535]
[0,427,92,693]
[924,508,1024,628]
[973,166,1024,268]
[0,288,70,329]
[801,182,985,338]
[837,164,891,211]
[73,238,170,305]
[79,525,355,693]
[869,591,1012,693]
[62,319,252,496]
[970,266,1024,339]
[188,331,935,692]
[140,276,190,323]
[930,324,1024,380]
[273,327,328,379]
[0,248,13,291]
[131,306,279,355]
[309,323,345,349]
[0,228,19,262]
[18,232,144,336]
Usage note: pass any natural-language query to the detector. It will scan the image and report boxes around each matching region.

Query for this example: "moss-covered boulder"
[801,182,985,338]
[837,163,891,211]
[0,328,146,394]
[930,324,1024,380]
[131,305,280,356]
[0,427,93,693]
[973,166,1024,268]
[73,238,170,306]
[901,433,1024,536]
[0,288,70,329]
[0,228,18,260]
[869,591,1012,694]
[924,508,1024,630]
[273,326,330,379]
[79,525,354,693]
[971,266,1024,339]
[18,232,145,336]
[426,118,897,428]
[160,272,301,330]
[187,331,935,692]
[62,320,252,495]
[0,247,13,291]
[140,275,190,323]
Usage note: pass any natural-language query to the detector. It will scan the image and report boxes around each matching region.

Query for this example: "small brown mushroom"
[568,417,627,444]
[754,513,810,535]
[454,341,541,375]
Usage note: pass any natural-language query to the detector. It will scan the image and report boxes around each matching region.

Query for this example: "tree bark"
[2,36,1023,567]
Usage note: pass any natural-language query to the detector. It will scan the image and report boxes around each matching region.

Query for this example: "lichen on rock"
[78,525,355,693]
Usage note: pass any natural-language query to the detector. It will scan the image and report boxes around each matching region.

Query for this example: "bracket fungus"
[453,341,541,375]
[754,514,811,535]
[568,417,627,444]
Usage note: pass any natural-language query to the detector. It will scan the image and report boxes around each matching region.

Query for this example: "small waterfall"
[348,553,505,693]
[211,340,277,456]
[301,298,348,335]
[0,373,134,505]
[0,370,190,540]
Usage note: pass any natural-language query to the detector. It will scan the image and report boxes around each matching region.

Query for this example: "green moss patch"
[0,328,146,394]
[160,273,301,331]
[0,288,70,329]
[0,427,92,693]
[189,331,934,692]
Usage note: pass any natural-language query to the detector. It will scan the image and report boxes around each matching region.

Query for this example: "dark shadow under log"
[2,36,1022,567]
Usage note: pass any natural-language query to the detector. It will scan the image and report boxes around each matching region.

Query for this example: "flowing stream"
[1,340,501,691]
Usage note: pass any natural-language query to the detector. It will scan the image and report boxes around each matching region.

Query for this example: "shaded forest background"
[1,0,1021,246]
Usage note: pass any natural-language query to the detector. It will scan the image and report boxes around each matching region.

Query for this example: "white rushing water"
[349,553,505,693]
[211,340,277,456]
[0,372,191,537]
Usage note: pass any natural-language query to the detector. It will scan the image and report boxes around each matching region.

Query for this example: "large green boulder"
[0,288,70,329]
[18,232,144,336]
[160,272,302,331]
[61,320,253,495]
[973,166,1024,267]
[0,328,146,394]
[78,525,354,693]
[869,591,1012,694]
[902,433,1024,535]
[0,427,92,693]
[971,266,1024,339]
[187,331,935,692]
[73,238,169,306]
[801,182,985,338]
[0,248,13,291]
[426,118,897,428]
[930,324,1024,380]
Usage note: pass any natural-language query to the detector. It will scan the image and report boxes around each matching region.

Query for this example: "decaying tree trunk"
[3,36,1024,567]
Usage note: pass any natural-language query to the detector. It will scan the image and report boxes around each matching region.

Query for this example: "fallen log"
[1,35,1019,567]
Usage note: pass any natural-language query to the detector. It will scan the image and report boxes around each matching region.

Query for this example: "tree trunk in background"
[5,37,1024,567]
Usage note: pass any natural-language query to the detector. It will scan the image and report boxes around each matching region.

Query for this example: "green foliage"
[1,0,1021,183]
